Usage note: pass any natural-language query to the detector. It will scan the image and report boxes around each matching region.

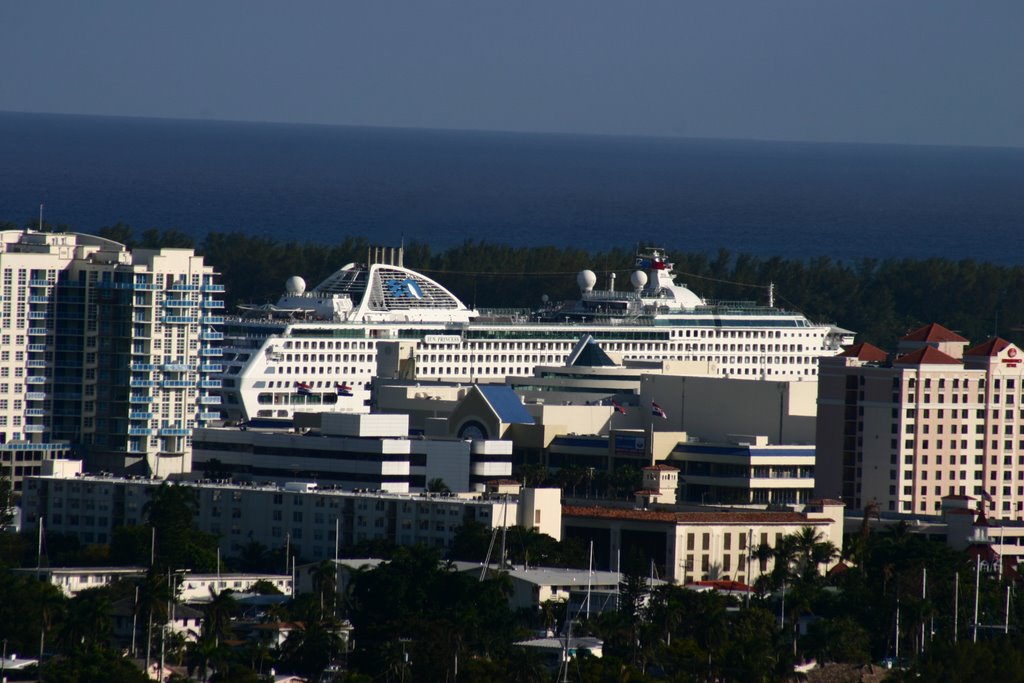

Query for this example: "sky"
[2,1,1023,147]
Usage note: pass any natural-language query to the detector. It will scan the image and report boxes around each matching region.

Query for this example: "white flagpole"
[973,554,981,642]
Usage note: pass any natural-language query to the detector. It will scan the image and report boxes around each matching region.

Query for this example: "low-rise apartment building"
[561,499,843,584]
[20,460,556,560]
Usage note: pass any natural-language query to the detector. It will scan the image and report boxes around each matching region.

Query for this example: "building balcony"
[28,312,50,320]
[129,396,154,404]
[26,392,47,401]
[28,328,49,336]
[28,296,51,303]
[162,363,194,372]
[159,428,191,436]
[26,360,51,368]
[199,396,222,405]
[162,299,197,308]
[130,380,159,388]
[159,316,198,324]
[198,380,221,389]
[199,364,223,373]
[25,408,49,417]
[27,344,48,352]
[201,300,224,309]
[201,284,225,292]
[130,363,158,371]
[29,279,51,287]
[24,425,46,433]
[128,428,155,436]
[197,412,221,421]
[198,348,222,357]
[200,331,224,341]
[162,380,192,388]
[201,316,225,325]
[169,285,200,292]
[26,376,48,384]
[749,477,815,488]
[129,412,155,420]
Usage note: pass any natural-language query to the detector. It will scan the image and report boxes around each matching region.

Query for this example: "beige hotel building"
[817,323,1024,518]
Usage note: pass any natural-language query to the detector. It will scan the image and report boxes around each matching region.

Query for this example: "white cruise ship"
[216,247,853,422]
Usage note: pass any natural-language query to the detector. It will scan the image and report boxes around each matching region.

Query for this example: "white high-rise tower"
[0,230,222,487]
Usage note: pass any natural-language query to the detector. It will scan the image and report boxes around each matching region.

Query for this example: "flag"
[982,490,994,502]
[651,401,667,419]
[336,382,353,397]
[295,381,312,396]
[611,400,627,415]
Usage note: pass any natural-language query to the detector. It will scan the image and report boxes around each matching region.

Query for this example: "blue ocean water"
[1,111,1022,264]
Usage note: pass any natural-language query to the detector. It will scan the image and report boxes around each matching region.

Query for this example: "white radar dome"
[285,276,307,295]
[630,270,648,290]
[577,270,597,292]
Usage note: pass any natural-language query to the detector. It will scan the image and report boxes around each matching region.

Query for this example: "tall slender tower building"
[0,230,222,488]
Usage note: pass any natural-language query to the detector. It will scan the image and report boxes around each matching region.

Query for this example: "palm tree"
[185,631,221,683]
[135,569,174,664]
[505,647,548,683]
[791,526,839,582]
[752,542,776,589]
[280,615,345,679]
[426,477,451,493]
[201,587,237,645]
[57,588,112,652]
[310,559,338,613]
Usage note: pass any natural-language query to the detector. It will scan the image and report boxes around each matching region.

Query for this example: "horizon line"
[1,108,1021,153]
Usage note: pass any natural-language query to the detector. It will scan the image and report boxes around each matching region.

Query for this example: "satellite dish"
[630,270,648,291]
[285,276,306,295]
[577,270,597,293]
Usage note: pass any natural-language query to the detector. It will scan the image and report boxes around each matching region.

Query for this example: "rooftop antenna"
[37,203,44,233]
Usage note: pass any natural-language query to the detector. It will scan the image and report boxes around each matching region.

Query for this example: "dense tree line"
[4,218,1021,347]
[85,224,1024,349]
[5,492,1024,680]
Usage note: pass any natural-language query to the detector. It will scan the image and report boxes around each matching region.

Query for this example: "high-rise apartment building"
[0,230,222,487]
[816,323,1024,518]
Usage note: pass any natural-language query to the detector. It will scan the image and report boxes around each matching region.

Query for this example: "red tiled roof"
[643,464,678,471]
[901,323,969,343]
[839,343,888,362]
[964,338,1013,357]
[826,562,850,576]
[966,544,999,563]
[562,505,830,525]
[893,346,961,366]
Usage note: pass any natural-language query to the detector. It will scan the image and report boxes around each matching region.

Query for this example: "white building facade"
[0,230,222,484]
[21,463,554,561]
